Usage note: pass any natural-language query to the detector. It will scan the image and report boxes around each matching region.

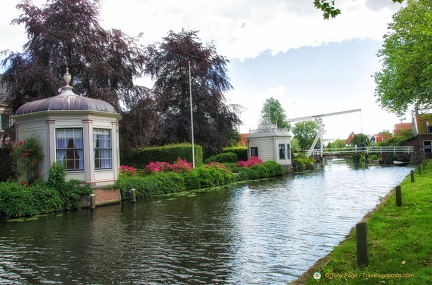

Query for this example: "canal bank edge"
[290,166,417,285]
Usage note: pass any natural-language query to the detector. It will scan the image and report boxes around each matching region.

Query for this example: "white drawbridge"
[285,109,362,157]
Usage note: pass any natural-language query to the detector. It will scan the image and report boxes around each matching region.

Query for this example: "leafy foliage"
[292,120,320,150]
[314,0,404,19]
[349,133,370,147]
[222,146,248,161]
[260,97,290,130]
[47,161,92,210]
[374,0,432,116]
[121,143,203,169]
[0,182,63,220]
[14,136,44,184]
[313,0,341,19]
[204,152,238,164]
[236,161,284,180]
[377,135,415,146]
[145,29,242,156]
[326,139,346,149]
[292,154,315,172]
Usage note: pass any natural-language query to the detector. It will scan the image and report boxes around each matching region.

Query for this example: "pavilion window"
[250,147,258,157]
[94,129,112,169]
[279,144,286,159]
[56,128,84,170]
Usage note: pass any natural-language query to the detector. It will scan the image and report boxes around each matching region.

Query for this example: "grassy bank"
[294,162,432,284]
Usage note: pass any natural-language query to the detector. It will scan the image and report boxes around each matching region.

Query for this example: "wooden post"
[396,185,402,206]
[356,222,368,266]
[131,188,137,203]
[418,165,422,175]
[410,170,414,182]
[90,194,96,209]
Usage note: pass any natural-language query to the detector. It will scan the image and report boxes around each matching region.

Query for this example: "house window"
[250,147,258,157]
[424,141,431,153]
[279,144,286,159]
[287,144,291,159]
[428,126,432,134]
[94,129,112,169]
[56,129,84,170]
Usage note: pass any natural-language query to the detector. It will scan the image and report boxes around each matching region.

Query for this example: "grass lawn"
[293,161,432,284]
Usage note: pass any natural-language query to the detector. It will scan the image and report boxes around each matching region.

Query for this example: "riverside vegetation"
[0,151,284,221]
[294,162,432,284]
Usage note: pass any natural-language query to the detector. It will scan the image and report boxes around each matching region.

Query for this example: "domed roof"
[15,70,117,116]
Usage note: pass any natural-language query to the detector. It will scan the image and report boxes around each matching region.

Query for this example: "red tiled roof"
[372,133,391,143]
[394,123,412,135]
[345,132,355,145]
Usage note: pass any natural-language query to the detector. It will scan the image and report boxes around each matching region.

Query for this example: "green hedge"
[184,166,235,189]
[117,172,186,199]
[0,181,92,221]
[0,183,63,220]
[222,146,247,161]
[204,152,238,164]
[0,162,92,221]
[237,161,284,180]
[121,143,203,168]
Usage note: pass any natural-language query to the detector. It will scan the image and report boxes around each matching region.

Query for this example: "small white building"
[247,120,292,171]
[13,70,122,188]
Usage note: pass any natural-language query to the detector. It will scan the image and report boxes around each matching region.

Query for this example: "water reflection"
[0,160,413,284]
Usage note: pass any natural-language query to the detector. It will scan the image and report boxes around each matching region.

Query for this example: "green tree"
[145,30,242,156]
[1,0,158,149]
[314,0,404,19]
[350,133,370,147]
[374,0,432,116]
[326,139,345,149]
[260,97,290,130]
[292,120,319,150]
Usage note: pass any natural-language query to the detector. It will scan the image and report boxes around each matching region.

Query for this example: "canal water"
[0,159,414,284]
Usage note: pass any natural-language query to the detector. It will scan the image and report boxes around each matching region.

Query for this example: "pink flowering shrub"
[144,162,173,173]
[119,165,138,177]
[171,159,193,173]
[236,157,264,168]
[144,158,192,174]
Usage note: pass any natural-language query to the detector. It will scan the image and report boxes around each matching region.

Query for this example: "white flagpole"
[188,61,196,168]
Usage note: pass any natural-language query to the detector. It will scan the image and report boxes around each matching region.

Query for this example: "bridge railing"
[307,146,414,156]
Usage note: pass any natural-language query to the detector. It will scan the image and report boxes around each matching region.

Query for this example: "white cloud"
[98,0,405,61]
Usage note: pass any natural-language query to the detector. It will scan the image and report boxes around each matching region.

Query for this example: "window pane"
[279,144,285,159]
[56,129,84,170]
[94,129,112,169]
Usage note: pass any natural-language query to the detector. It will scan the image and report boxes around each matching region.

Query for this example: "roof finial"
[59,67,76,96]
[63,68,73,90]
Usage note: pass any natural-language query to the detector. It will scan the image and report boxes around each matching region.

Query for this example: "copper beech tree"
[145,30,242,156]
[2,1,241,153]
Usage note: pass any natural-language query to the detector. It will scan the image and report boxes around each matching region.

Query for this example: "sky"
[0,0,408,141]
